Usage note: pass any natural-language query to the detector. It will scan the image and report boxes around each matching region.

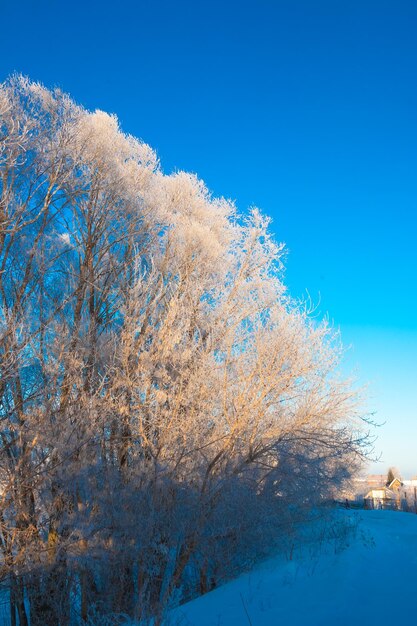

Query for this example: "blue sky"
[1,0,416,475]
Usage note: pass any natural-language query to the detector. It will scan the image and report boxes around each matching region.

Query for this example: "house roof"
[403,480,417,487]
[388,477,402,489]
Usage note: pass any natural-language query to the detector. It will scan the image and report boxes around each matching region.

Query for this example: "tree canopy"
[0,76,368,625]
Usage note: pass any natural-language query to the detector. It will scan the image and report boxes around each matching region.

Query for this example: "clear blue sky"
[1,0,416,475]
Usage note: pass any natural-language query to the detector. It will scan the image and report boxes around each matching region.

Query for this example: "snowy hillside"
[169,510,417,626]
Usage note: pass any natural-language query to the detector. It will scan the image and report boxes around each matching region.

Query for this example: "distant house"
[364,486,397,509]
[348,473,417,511]
[364,476,417,511]
[366,474,387,486]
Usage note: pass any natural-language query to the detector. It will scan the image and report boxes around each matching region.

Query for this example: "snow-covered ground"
[169,510,417,625]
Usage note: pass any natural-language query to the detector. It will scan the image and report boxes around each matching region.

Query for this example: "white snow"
[168,510,417,625]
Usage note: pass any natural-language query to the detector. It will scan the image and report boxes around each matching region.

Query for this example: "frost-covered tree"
[387,468,395,485]
[386,467,401,486]
[0,76,369,625]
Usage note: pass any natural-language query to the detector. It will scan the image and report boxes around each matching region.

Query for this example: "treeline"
[0,76,367,625]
